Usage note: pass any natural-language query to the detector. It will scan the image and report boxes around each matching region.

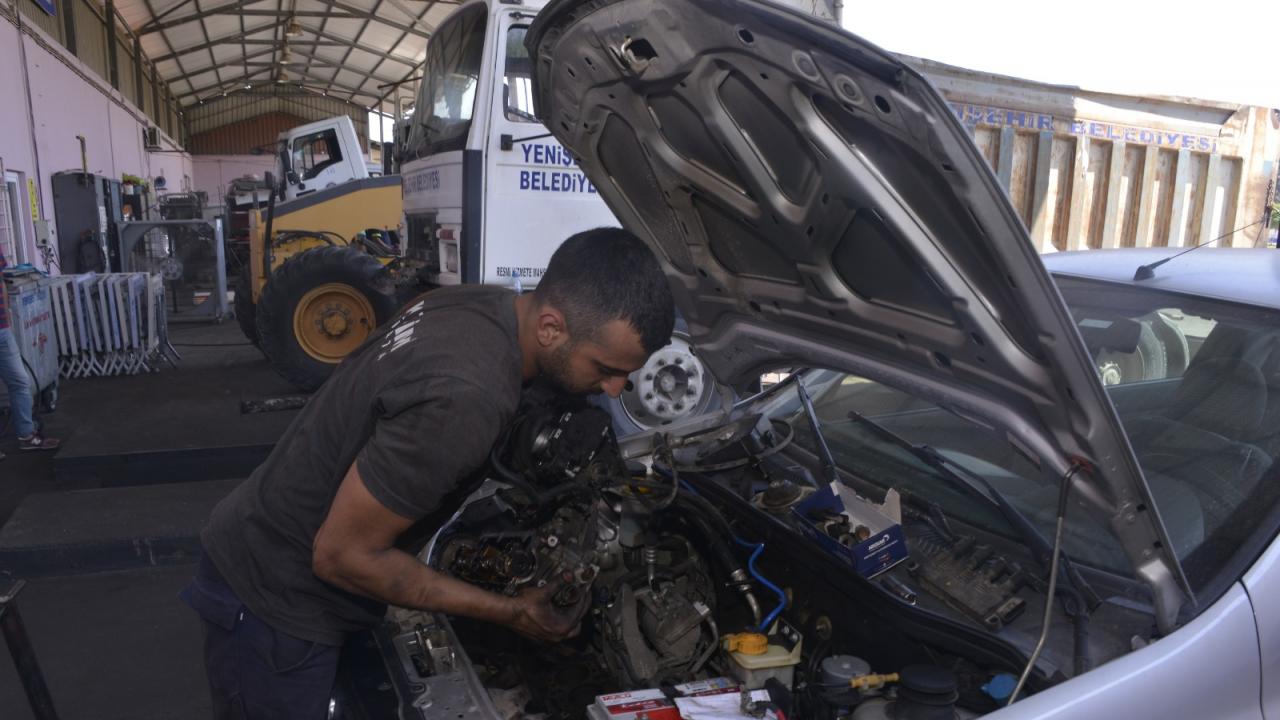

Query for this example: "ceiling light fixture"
[278,46,293,64]
[285,19,303,37]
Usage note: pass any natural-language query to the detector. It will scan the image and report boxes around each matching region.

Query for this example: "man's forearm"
[321,546,517,625]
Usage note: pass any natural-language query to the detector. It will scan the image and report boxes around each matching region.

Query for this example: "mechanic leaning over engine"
[180,227,675,719]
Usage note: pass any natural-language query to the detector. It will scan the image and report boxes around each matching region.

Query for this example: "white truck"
[391,0,717,431]
[259,0,837,425]
[276,115,381,201]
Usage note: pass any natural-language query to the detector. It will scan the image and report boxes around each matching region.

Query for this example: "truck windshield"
[405,5,487,158]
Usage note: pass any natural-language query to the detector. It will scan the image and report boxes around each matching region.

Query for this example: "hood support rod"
[1009,463,1082,705]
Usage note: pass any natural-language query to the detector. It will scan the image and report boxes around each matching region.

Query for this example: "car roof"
[1043,248,1280,309]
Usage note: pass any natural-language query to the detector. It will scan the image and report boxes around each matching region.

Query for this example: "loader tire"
[234,266,260,348]
[256,246,396,391]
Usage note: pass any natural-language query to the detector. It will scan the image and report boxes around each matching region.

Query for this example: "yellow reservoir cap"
[724,632,769,655]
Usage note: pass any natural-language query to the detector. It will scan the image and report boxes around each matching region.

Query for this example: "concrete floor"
[0,566,211,720]
[0,321,301,719]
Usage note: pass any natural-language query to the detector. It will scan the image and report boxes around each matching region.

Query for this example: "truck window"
[293,129,343,181]
[504,26,537,122]
[406,5,487,156]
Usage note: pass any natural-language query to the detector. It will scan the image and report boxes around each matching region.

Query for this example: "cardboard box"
[792,483,907,578]
[586,679,740,720]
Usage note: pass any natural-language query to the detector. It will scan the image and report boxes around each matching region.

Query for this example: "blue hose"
[733,536,788,632]
[655,465,787,631]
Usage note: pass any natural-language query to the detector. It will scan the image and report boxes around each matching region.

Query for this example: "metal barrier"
[44,273,179,378]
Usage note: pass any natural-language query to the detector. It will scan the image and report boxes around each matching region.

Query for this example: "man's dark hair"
[535,227,675,354]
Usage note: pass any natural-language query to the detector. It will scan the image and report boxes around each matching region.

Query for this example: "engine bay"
[371,384,1160,720]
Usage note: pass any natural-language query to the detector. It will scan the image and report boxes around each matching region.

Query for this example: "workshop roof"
[116,0,457,109]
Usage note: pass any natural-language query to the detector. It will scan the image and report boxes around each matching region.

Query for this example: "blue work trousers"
[180,554,342,720]
[0,327,34,437]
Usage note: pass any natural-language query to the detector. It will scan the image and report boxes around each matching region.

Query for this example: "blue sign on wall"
[33,0,55,17]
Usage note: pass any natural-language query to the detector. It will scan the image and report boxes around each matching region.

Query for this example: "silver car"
[336,1,1280,718]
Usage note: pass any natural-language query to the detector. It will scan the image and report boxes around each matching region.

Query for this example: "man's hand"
[314,462,542,627]
[508,579,591,642]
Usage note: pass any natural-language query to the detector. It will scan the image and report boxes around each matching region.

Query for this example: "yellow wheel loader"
[238,167,403,391]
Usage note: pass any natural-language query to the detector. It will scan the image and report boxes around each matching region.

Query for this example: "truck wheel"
[256,246,396,391]
[234,266,260,348]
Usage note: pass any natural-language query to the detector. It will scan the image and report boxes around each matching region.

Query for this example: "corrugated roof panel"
[202,16,243,38]
[334,69,366,88]
[360,23,404,47]
[322,46,359,65]
[163,21,206,49]
[345,50,381,72]
[211,45,242,63]
[387,37,423,56]
[321,17,365,39]
[140,35,168,58]
[304,67,338,82]
[295,0,329,13]
[156,59,181,77]
[424,3,462,28]
[246,28,277,41]
[187,70,220,90]
[338,0,379,11]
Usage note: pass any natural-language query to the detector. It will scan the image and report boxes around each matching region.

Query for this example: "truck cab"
[396,0,614,288]
[276,116,373,202]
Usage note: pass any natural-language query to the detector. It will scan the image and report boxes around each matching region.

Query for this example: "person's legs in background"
[0,327,59,453]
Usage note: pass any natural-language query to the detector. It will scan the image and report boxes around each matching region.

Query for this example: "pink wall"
[1,8,192,272]
[192,155,277,211]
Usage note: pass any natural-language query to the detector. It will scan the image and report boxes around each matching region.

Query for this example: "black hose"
[488,444,540,502]
[671,492,744,582]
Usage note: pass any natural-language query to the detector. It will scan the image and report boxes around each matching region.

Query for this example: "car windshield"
[750,276,1280,594]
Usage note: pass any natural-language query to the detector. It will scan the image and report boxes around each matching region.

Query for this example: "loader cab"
[397,0,615,287]
[275,116,371,201]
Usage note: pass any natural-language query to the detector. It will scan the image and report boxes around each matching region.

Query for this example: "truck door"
[286,122,354,199]
[478,9,618,286]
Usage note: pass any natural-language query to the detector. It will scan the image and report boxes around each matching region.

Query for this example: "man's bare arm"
[312,462,585,641]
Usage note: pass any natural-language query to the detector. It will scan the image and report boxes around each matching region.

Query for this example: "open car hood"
[525,0,1190,627]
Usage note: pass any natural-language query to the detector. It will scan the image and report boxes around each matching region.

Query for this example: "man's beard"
[542,342,598,395]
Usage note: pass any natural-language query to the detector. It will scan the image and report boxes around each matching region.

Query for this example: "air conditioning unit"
[142,127,161,150]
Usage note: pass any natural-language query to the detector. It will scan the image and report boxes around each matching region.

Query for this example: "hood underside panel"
[526,0,1190,622]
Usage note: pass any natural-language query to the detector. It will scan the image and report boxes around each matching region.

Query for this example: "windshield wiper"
[842,410,1101,612]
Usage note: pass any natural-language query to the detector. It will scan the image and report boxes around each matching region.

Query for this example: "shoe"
[17,433,61,451]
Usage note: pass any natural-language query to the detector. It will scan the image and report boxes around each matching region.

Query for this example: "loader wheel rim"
[293,283,376,363]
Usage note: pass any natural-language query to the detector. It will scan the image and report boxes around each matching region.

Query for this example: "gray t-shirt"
[202,285,523,645]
